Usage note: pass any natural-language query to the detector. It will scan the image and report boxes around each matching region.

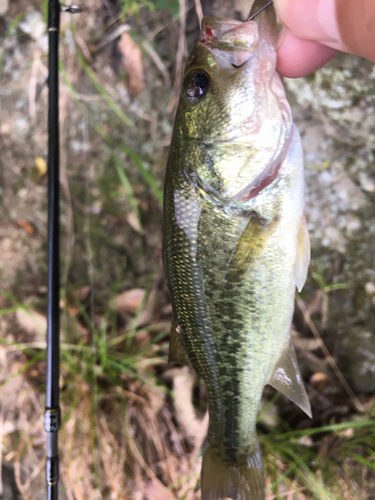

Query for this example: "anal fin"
[268,338,312,418]
[294,213,310,293]
[168,323,191,366]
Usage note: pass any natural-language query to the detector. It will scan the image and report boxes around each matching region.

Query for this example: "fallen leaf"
[309,372,328,392]
[0,0,9,16]
[116,215,126,224]
[14,219,35,235]
[145,478,176,500]
[35,156,47,176]
[118,31,145,96]
[109,288,145,314]
[127,212,144,234]
[133,329,150,347]
[166,366,208,449]
[73,285,91,302]
[298,435,313,447]
[76,321,91,343]
[161,303,173,316]
[16,308,47,339]
[0,295,8,308]
[67,306,80,316]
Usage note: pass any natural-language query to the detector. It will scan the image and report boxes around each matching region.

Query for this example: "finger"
[336,0,375,62]
[274,0,343,49]
[274,0,375,62]
[276,29,339,78]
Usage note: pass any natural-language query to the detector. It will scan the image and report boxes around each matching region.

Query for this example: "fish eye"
[184,69,210,99]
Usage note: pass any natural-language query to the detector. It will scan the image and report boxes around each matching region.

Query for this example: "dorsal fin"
[268,338,312,418]
[248,0,277,46]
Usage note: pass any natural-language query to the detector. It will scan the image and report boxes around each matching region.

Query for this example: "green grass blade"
[113,153,142,224]
[60,60,162,203]
[0,307,19,316]
[350,452,375,471]
[0,12,27,78]
[117,144,163,204]
[77,54,134,128]
[283,448,339,500]
[276,418,375,440]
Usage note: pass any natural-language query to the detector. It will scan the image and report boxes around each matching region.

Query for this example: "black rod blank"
[45,1,61,499]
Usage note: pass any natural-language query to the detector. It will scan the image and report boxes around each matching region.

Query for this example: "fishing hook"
[247,0,274,21]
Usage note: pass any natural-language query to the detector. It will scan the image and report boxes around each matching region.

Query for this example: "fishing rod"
[45,2,81,499]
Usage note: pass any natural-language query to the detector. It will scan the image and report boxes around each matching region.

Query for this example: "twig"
[93,23,130,52]
[265,486,307,499]
[102,0,116,21]
[28,52,40,123]
[296,296,365,414]
[194,0,204,26]
[148,2,195,42]
[142,40,171,88]
[167,0,187,113]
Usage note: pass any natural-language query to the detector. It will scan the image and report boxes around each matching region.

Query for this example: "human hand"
[274,0,375,78]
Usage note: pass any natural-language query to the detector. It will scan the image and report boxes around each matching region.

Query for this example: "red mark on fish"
[201,26,214,43]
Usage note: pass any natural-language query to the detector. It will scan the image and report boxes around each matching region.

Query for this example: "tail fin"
[201,441,265,500]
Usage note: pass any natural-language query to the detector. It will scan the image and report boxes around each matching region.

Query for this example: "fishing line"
[248,0,274,21]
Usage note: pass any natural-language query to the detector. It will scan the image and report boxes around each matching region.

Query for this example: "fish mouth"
[204,44,256,70]
[188,113,261,143]
[231,55,256,69]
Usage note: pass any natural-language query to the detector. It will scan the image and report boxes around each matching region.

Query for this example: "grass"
[1,1,375,499]
[2,286,375,499]
[59,58,164,205]
[0,11,26,78]
[262,418,375,499]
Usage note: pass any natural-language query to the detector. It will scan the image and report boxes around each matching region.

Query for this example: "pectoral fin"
[268,339,312,418]
[169,323,191,366]
[294,213,310,293]
[225,215,277,286]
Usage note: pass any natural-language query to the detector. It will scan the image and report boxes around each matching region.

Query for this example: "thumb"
[274,0,375,63]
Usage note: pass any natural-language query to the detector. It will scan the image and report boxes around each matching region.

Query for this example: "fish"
[163,1,312,499]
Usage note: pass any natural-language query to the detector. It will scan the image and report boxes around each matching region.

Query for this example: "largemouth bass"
[163,1,311,498]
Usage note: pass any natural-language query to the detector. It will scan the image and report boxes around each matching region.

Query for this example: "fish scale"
[163,2,312,498]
